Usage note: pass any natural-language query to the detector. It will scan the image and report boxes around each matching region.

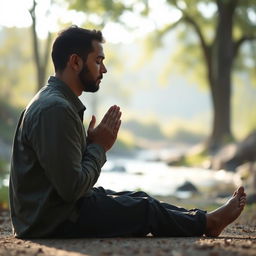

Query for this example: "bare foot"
[205,186,246,237]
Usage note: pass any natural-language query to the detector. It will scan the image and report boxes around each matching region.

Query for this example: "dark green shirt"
[9,76,106,238]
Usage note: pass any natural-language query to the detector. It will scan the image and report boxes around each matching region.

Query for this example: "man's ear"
[68,54,83,72]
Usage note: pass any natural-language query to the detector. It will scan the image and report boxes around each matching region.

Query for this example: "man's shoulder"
[25,86,72,120]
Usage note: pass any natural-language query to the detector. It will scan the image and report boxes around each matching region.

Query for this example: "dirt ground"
[1,202,255,256]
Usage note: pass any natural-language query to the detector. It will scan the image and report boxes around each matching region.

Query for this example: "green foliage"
[182,151,209,166]
[123,119,166,141]
[172,149,209,167]
[110,136,136,155]
[0,186,9,209]
[0,158,9,208]
[0,27,36,106]
[234,42,256,83]
[150,0,256,90]
[0,27,25,139]
[234,0,256,34]
[170,128,207,144]
[68,0,133,26]
[0,96,21,143]
[0,159,8,177]
[232,74,256,139]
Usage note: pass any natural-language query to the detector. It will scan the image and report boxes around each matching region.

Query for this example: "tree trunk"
[31,19,45,92]
[29,0,51,92]
[207,1,236,151]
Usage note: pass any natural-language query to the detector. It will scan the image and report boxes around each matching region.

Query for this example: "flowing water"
[96,151,241,197]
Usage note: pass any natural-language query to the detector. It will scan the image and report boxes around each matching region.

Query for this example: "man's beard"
[79,64,101,93]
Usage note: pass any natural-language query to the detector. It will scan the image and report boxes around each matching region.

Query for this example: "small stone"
[209,252,219,256]
[172,250,184,256]
[37,247,44,253]
[224,239,232,246]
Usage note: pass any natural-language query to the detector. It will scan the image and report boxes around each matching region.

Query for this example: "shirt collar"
[47,76,86,115]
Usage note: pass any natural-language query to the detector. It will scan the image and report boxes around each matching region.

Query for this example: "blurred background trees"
[0,0,255,154]
[132,0,256,151]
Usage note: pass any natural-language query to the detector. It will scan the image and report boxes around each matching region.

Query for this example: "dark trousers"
[52,187,207,238]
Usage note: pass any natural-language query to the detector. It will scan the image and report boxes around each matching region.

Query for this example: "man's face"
[79,40,107,92]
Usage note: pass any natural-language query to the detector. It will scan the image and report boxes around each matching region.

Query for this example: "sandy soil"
[1,203,255,256]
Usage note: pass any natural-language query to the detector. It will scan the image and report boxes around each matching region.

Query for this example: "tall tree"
[147,0,256,151]
[28,0,52,92]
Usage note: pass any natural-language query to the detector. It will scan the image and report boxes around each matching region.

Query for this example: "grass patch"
[0,186,9,209]
[169,149,210,167]
[181,151,209,166]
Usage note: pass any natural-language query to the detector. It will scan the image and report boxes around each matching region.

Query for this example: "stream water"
[96,151,241,197]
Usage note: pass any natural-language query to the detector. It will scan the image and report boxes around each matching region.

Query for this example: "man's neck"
[55,72,82,96]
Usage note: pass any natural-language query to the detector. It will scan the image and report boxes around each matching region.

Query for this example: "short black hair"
[51,25,104,72]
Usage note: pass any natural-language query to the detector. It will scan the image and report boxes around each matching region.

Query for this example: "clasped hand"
[87,105,122,152]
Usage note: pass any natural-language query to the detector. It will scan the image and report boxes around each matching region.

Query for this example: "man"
[9,26,246,238]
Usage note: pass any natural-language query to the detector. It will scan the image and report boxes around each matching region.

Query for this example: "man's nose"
[101,64,107,74]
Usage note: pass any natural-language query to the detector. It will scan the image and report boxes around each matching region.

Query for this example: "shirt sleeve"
[30,103,106,202]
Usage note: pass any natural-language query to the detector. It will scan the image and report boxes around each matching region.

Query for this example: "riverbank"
[1,198,255,256]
